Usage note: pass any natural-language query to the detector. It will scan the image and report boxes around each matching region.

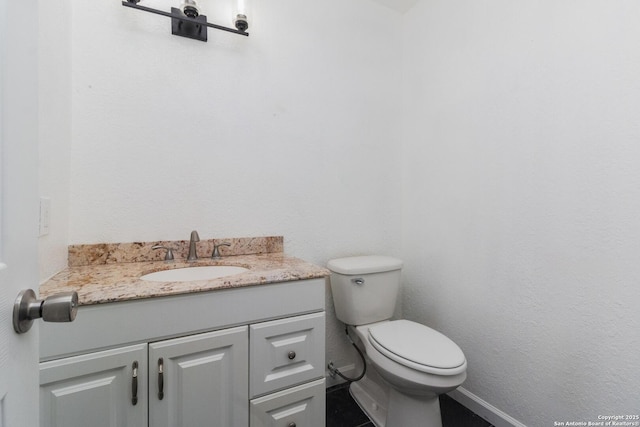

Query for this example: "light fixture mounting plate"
[171,7,207,41]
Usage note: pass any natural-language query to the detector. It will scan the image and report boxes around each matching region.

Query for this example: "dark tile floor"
[326,383,494,427]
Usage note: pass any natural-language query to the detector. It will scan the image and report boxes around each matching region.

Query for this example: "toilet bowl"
[349,321,466,427]
[359,320,467,394]
[327,256,467,427]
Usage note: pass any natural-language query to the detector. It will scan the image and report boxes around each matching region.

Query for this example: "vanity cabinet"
[40,327,248,427]
[39,278,326,427]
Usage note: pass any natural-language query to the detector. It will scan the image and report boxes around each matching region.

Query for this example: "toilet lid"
[368,320,466,373]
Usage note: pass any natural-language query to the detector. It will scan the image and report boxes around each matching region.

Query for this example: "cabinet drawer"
[250,312,325,397]
[250,378,325,427]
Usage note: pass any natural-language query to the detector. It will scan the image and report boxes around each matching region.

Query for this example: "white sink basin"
[140,266,249,282]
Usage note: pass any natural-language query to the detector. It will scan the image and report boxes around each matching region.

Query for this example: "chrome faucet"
[187,230,200,261]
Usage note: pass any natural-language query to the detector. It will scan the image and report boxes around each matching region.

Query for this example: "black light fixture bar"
[122,1,249,37]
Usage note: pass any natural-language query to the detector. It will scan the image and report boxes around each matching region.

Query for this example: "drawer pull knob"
[288,423,296,427]
[288,351,296,360]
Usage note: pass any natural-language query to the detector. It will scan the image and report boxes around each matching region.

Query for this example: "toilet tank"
[327,256,403,326]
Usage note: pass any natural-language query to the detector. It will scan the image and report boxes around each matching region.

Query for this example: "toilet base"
[350,376,443,427]
[350,377,388,427]
[386,388,442,427]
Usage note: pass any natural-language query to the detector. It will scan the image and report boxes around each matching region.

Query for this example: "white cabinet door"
[149,326,249,427]
[39,344,148,427]
[250,378,326,427]
[250,312,325,397]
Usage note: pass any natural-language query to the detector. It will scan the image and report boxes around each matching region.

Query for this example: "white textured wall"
[43,0,640,419]
[38,0,72,282]
[401,1,640,424]
[67,0,402,373]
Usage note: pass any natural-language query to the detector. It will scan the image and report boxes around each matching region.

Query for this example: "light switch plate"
[39,197,51,236]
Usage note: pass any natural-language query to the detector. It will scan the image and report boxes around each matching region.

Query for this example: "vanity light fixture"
[122,0,249,42]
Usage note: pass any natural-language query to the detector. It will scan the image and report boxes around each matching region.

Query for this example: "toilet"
[327,255,467,427]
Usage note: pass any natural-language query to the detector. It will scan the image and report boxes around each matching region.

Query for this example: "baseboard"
[448,387,527,427]
[324,363,355,388]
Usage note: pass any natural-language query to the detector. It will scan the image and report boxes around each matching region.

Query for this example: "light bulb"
[237,0,246,16]
[180,0,199,18]
[234,0,249,32]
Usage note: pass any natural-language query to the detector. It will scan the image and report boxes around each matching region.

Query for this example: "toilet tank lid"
[327,256,403,275]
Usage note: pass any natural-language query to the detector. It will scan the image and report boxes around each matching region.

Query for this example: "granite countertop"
[40,253,330,306]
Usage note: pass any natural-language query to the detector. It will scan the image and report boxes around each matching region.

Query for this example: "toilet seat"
[368,320,467,376]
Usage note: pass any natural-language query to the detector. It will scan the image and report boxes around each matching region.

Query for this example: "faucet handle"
[190,230,200,242]
[152,245,175,261]
[212,243,231,259]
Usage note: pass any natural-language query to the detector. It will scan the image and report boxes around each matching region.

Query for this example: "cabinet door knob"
[287,351,296,360]
[288,423,296,427]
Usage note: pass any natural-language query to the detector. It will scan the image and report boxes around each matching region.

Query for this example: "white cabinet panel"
[41,279,325,362]
[250,378,326,427]
[40,344,148,427]
[39,279,326,427]
[250,312,325,397]
[149,326,248,427]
